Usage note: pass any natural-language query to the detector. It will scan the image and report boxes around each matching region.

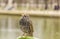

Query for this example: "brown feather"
[19,14,34,36]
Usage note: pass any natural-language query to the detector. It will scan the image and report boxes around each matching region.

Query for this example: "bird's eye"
[24,15,27,17]
[24,16,26,17]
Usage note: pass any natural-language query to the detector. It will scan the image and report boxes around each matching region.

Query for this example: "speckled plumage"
[19,14,33,36]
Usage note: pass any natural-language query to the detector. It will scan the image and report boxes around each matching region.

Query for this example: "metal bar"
[0,10,60,18]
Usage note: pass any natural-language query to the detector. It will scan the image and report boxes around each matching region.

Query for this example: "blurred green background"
[0,14,60,39]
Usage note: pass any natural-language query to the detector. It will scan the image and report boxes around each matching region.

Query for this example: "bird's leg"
[23,33,28,36]
[27,32,33,36]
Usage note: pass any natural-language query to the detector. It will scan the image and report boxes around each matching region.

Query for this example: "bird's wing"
[29,20,34,32]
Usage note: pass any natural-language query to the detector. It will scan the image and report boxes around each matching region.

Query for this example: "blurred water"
[0,15,60,39]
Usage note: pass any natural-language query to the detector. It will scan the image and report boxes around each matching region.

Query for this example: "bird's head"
[21,14,30,19]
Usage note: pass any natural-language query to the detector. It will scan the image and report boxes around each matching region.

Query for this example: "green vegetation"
[17,36,34,39]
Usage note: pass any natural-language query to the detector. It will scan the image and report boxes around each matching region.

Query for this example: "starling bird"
[19,14,34,36]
